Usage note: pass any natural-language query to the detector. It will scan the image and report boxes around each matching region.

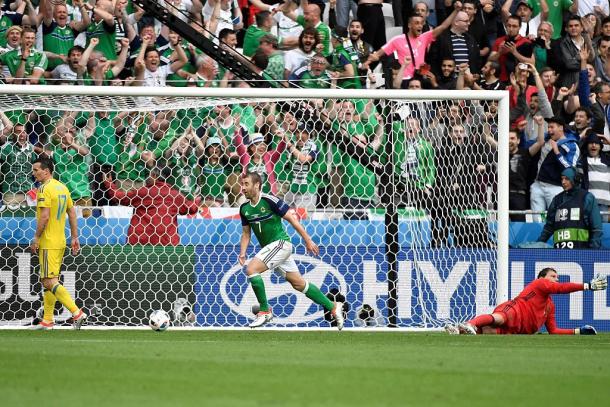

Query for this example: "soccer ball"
[149,310,171,332]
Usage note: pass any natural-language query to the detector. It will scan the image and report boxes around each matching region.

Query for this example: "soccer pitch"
[2,330,609,407]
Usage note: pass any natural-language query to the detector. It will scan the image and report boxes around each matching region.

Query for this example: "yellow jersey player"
[30,157,86,330]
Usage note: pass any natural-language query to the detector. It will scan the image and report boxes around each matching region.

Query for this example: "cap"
[544,116,566,127]
[331,26,348,40]
[259,34,278,48]
[205,136,223,149]
[585,133,604,146]
[248,133,265,146]
[516,1,533,10]
[561,167,576,184]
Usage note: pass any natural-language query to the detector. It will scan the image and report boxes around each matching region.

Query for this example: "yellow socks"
[43,289,56,322]
[51,283,79,314]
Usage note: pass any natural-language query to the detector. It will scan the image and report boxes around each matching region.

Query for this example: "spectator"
[134,37,187,87]
[0,26,47,84]
[592,81,610,135]
[282,0,332,56]
[49,125,92,217]
[594,35,610,81]
[113,112,148,192]
[181,54,222,87]
[0,4,23,49]
[40,0,90,71]
[84,0,118,61]
[431,122,492,247]
[532,21,554,72]
[413,2,434,32]
[365,5,461,81]
[394,117,436,210]
[327,99,382,220]
[0,121,35,207]
[428,10,481,77]
[577,133,610,220]
[530,116,580,221]
[569,107,595,140]
[77,37,130,85]
[289,53,336,88]
[328,26,361,89]
[472,61,504,90]
[461,0,491,60]
[201,136,229,207]
[578,0,608,20]
[104,163,201,246]
[202,0,244,37]
[283,26,318,80]
[528,0,576,40]
[126,22,170,68]
[434,58,457,89]
[85,110,118,206]
[336,0,357,28]
[502,0,547,38]
[537,167,602,248]
[47,45,84,85]
[354,0,385,52]
[348,20,373,87]
[282,122,319,211]
[550,15,594,88]
[509,128,536,221]
[243,11,297,57]
[234,130,286,195]
[165,127,205,202]
[258,34,285,84]
[512,63,553,145]
[488,14,534,83]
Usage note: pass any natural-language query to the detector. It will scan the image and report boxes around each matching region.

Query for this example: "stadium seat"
[382,3,395,27]
[385,26,403,40]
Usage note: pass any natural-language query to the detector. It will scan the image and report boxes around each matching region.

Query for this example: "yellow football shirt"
[37,178,73,249]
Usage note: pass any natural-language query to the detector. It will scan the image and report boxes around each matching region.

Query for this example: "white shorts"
[254,240,299,276]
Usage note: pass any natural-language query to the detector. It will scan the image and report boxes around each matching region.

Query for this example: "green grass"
[1,330,610,407]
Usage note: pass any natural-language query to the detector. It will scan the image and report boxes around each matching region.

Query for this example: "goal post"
[0,85,509,329]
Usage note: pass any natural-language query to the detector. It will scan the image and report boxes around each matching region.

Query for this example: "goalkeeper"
[447,267,607,335]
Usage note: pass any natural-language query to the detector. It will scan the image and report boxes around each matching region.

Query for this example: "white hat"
[248,133,265,146]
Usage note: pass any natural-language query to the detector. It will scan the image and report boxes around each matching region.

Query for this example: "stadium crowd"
[0,0,608,235]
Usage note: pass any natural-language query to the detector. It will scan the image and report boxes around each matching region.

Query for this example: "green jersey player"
[239,172,345,329]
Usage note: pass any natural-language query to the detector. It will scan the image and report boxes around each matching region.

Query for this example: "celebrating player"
[447,267,607,335]
[238,172,345,329]
[30,158,87,330]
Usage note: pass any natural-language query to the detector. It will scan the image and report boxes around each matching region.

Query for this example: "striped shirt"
[585,156,610,205]
[450,32,469,66]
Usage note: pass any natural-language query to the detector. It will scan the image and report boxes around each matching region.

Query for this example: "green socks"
[248,274,269,312]
[303,282,334,311]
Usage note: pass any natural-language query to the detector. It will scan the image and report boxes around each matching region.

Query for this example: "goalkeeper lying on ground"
[446,267,608,335]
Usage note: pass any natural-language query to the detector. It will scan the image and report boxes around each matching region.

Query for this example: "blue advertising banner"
[193,245,497,328]
[509,249,610,332]
[194,246,610,331]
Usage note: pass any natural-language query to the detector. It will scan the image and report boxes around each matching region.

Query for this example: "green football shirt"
[0,48,48,83]
[53,145,92,200]
[240,194,290,247]
[43,21,78,70]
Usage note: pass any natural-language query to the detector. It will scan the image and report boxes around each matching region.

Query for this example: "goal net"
[0,86,509,329]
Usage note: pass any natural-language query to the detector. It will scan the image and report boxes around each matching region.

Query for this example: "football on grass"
[149,310,171,331]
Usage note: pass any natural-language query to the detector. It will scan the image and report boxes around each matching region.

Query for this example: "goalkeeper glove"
[575,325,597,335]
[584,274,608,291]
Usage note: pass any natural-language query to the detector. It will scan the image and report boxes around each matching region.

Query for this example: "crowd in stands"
[0,0,609,231]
